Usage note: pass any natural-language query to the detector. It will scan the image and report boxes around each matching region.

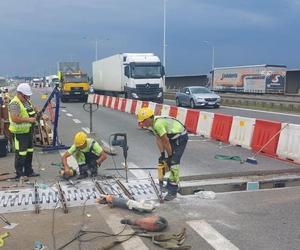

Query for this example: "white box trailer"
[212,65,286,93]
[92,53,165,102]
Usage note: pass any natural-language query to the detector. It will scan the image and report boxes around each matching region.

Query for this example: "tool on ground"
[59,167,77,179]
[214,154,243,163]
[121,215,168,232]
[246,123,289,165]
[57,181,68,213]
[97,194,155,213]
[0,215,10,226]
[149,172,163,203]
[34,180,40,214]
[0,232,9,247]
[37,84,69,151]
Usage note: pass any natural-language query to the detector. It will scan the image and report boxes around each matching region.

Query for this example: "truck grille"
[204,98,217,102]
[71,87,83,91]
[136,84,160,96]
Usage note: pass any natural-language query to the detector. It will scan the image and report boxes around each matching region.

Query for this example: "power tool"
[158,160,169,195]
[59,167,77,179]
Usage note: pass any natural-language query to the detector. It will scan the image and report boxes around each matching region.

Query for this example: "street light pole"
[203,41,215,71]
[95,38,109,61]
[95,39,98,61]
[163,0,167,72]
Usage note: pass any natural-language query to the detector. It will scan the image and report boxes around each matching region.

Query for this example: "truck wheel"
[176,98,181,107]
[190,99,195,109]
[61,96,66,103]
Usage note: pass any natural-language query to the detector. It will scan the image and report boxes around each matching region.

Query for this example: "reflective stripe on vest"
[8,96,32,134]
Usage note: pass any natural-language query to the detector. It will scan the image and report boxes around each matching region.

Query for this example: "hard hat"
[17,83,33,96]
[137,107,154,122]
[74,131,87,147]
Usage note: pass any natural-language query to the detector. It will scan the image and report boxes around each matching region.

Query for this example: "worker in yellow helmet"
[62,132,107,179]
[137,107,188,201]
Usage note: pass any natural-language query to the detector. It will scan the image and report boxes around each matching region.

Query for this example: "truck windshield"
[64,75,88,83]
[131,65,162,79]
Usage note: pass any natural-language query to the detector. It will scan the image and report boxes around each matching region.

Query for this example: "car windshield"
[190,87,211,94]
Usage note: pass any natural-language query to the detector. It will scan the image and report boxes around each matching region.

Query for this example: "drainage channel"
[179,173,300,195]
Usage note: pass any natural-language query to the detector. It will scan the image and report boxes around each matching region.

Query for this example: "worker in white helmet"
[8,83,40,180]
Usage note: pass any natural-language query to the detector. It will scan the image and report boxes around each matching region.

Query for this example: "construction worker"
[62,132,107,179]
[137,107,188,201]
[8,83,40,180]
[3,88,11,104]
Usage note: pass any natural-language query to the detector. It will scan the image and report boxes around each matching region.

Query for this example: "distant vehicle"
[31,78,43,88]
[92,53,165,103]
[211,64,286,93]
[175,86,221,108]
[58,62,90,102]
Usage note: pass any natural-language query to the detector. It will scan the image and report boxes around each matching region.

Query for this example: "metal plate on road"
[0,179,158,213]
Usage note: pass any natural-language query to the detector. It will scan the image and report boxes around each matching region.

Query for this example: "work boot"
[164,182,178,201]
[15,152,26,178]
[77,165,88,180]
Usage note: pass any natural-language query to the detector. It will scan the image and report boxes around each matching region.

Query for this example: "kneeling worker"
[62,132,107,179]
[137,107,188,201]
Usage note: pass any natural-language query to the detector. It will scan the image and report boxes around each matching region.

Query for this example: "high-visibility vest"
[8,96,33,134]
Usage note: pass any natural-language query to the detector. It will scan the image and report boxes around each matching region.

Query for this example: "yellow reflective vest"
[8,96,33,134]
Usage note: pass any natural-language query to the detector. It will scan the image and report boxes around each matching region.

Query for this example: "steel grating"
[0,179,159,213]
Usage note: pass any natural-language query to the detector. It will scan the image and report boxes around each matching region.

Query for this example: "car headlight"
[197,98,205,101]
[157,92,163,98]
[131,93,139,98]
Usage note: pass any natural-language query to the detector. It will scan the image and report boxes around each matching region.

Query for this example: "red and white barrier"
[184,109,200,133]
[161,105,171,116]
[176,107,188,125]
[251,119,281,157]
[211,113,233,143]
[196,111,214,138]
[277,123,300,163]
[229,116,255,149]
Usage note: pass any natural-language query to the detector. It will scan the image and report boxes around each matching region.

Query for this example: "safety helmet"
[74,132,87,147]
[137,107,154,122]
[17,83,33,96]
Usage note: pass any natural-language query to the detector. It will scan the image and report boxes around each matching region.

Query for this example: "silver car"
[175,86,221,108]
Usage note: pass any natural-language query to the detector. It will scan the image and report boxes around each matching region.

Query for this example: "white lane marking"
[98,209,149,250]
[121,162,149,179]
[82,127,90,134]
[66,113,73,117]
[73,119,82,124]
[222,105,300,118]
[61,109,67,112]
[187,220,239,250]
[59,150,79,173]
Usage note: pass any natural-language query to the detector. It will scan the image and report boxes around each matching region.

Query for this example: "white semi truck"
[92,53,165,103]
[211,64,286,93]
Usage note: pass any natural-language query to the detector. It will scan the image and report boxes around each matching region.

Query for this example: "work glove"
[158,152,166,164]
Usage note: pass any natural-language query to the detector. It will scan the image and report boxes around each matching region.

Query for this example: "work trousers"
[13,129,34,177]
[168,133,188,184]
[78,151,98,177]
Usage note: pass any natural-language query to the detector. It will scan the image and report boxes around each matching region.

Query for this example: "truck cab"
[123,53,165,103]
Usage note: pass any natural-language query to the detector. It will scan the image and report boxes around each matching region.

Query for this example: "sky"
[0,0,300,77]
